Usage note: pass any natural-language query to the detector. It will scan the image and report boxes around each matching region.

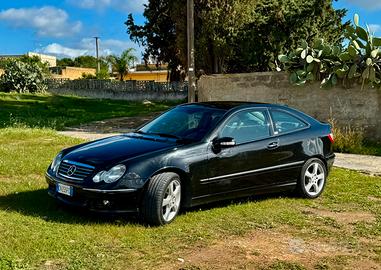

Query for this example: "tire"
[141,172,181,226]
[296,158,327,199]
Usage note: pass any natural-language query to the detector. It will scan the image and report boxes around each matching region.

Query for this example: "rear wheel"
[141,172,181,225]
[297,158,327,198]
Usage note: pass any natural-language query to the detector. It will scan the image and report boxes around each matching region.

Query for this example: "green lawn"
[0,128,380,270]
[0,93,380,269]
[0,93,181,130]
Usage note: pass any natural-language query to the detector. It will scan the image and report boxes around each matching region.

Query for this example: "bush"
[0,59,48,93]
[329,118,365,153]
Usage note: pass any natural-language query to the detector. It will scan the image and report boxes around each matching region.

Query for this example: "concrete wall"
[198,72,381,141]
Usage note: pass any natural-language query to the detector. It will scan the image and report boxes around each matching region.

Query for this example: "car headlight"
[50,153,63,172]
[93,164,126,184]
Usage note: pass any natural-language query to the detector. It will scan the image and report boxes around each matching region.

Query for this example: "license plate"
[56,183,73,196]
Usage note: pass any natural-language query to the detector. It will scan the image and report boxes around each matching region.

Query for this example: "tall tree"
[106,48,137,81]
[126,0,347,79]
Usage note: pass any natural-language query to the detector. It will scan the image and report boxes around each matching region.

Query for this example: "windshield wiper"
[133,131,195,143]
[147,132,181,140]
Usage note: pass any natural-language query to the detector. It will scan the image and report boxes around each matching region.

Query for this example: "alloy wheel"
[303,162,325,196]
[162,179,181,222]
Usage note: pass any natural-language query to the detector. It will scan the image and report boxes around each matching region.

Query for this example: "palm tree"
[106,48,137,81]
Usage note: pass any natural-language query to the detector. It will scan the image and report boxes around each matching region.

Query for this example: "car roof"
[179,101,319,125]
[180,101,273,110]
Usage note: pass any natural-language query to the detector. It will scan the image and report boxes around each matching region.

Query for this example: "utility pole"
[187,0,197,103]
[94,36,100,74]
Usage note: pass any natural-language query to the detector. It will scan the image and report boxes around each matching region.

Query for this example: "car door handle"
[267,141,279,150]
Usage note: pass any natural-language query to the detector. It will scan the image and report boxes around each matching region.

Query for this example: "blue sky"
[0,0,380,61]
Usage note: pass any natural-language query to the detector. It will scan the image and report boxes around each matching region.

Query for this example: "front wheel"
[297,158,327,199]
[141,172,181,225]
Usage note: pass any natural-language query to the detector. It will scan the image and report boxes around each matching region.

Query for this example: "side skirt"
[190,182,297,207]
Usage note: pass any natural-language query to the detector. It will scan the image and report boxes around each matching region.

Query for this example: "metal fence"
[46,79,188,92]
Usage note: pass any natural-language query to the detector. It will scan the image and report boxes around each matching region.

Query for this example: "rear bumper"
[46,173,142,213]
[326,153,335,173]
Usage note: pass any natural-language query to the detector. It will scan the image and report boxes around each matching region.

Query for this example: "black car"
[46,102,335,225]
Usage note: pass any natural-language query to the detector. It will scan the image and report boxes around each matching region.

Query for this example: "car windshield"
[137,105,226,142]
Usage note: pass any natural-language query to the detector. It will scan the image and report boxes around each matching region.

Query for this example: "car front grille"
[58,160,95,181]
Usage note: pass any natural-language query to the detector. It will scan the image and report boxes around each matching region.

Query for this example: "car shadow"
[0,189,294,226]
[0,189,141,225]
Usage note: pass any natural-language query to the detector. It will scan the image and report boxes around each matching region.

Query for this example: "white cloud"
[67,0,147,13]
[347,0,381,10]
[41,43,88,58]
[369,24,381,34]
[40,38,142,59]
[0,6,82,37]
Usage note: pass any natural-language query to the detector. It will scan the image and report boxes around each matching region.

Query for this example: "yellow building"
[124,70,168,82]
[0,68,4,76]
[50,66,96,80]
[0,52,57,67]
[27,52,57,67]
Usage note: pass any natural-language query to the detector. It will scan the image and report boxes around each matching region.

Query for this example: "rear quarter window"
[270,110,308,134]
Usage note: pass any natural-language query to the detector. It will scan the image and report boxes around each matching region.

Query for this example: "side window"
[270,110,307,134]
[220,109,271,144]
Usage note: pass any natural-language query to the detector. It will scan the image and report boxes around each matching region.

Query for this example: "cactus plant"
[278,14,381,89]
[0,59,48,93]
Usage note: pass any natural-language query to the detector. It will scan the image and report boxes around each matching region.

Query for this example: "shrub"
[0,59,48,93]
[329,118,365,153]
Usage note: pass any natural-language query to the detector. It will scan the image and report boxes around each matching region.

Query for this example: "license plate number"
[56,183,73,196]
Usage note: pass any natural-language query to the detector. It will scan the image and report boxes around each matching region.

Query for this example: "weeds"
[329,118,381,156]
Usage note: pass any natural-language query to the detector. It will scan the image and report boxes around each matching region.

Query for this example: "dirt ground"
[159,208,380,270]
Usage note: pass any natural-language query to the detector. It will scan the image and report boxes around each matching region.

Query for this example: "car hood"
[62,134,177,167]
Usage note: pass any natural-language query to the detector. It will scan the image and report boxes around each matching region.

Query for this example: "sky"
[0,0,380,61]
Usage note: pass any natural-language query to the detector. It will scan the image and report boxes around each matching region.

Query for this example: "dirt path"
[58,113,159,141]
[58,115,381,175]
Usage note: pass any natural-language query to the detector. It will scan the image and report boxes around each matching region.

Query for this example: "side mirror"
[212,137,236,152]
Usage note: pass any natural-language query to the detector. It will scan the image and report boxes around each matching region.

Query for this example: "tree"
[57,58,75,67]
[126,0,348,78]
[106,48,137,81]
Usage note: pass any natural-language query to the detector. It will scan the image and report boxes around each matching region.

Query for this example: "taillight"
[328,133,334,143]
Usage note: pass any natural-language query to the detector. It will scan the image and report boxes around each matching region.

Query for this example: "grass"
[0,128,380,269]
[0,93,182,130]
[0,92,380,269]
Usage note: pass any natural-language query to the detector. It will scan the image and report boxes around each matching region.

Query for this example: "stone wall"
[48,88,187,101]
[198,72,381,141]
[47,79,187,101]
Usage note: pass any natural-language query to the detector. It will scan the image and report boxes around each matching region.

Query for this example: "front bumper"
[46,173,142,213]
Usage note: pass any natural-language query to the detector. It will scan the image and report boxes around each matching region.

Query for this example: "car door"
[204,108,285,195]
[267,108,311,183]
